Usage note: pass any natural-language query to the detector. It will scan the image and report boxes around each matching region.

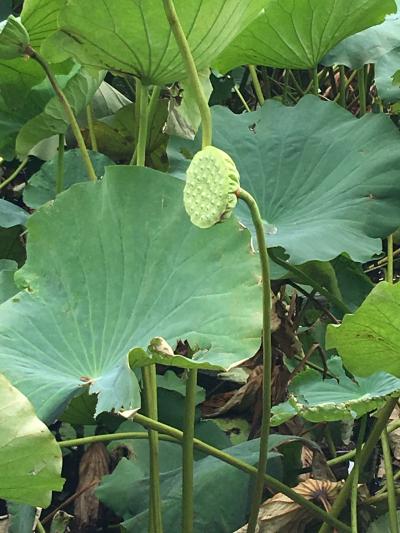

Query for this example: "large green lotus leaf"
[271,357,400,426]
[168,96,400,264]
[54,0,266,85]
[0,373,63,507]
[21,0,65,50]
[322,1,400,68]
[327,282,400,377]
[0,167,261,423]
[24,149,114,208]
[367,512,400,533]
[214,0,395,72]
[16,66,103,159]
[0,199,28,228]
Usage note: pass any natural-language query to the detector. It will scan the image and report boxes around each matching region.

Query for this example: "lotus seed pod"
[184,146,240,229]
[0,16,30,59]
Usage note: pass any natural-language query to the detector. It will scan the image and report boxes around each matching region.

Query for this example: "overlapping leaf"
[271,358,400,426]
[168,96,400,264]
[0,167,261,423]
[214,0,395,72]
[0,373,63,507]
[53,0,266,85]
[327,281,400,377]
[323,0,400,68]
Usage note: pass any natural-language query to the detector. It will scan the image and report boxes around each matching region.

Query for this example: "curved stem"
[182,369,198,533]
[56,134,64,195]
[319,398,398,533]
[142,366,163,533]
[162,0,212,147]
[86,104,98,151]
[381,428,399,533]
[25,46,97,182]
[136,82,149,167]
[351,415,367,533]
[35,520,46,533]
[268,249,352,316]
[237,189,272,533]
[58,415,350,533]
[0,158,28,191]
[249,65,265,106]
[234,85,251,112]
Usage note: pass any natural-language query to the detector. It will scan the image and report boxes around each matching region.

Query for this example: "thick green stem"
[0,158,28,191]
[182,369,198,533]
[319,398,398,533]
[58,416,350,532]
[312,66,319,96]
[283,70,290,105]
[351,415,367,533]
[25,46,97,182]
[388,234,394,284]
[86,104,98,151]
[237,189,272,533]
[142,365,163,533]
[268,249,351,315]
[249,65,265,106]
[339,66,346,107]
[162,0,212,147]
[381,428,399,533]
[135,82,149,167]
[358,67,366,117]
[56,134,64,196]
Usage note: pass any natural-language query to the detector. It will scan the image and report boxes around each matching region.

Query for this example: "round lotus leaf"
[51,0,266,85]
[184,146,240,229]
[0,167,261,423]
[0,16,29,60]
[168,96,400,264]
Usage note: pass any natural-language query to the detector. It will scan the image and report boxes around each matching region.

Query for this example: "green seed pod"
[0,16,30,60]
[184,146,240,229]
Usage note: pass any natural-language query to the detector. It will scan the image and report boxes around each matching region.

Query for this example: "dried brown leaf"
[74,442,110,531]
[235,480,342,533]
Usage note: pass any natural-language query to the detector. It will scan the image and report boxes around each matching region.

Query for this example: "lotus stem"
[59,413,349,532]
[339,66,346,107]
[236,189,272,533]
[249,65,265,106]
[25,46,97,183]
[358,67,367,116]
[162,0,212,148]
[142,365,163,533]
[56,134,64,195]
[135,81,150,167]
[35,520,46,533]
[351,415,367,533]
[0,158,28,191]
[381,428,399,533]
[86,104,98,151]
[319,398,398,533]
[182,369,198,533]
[312,66,319,96]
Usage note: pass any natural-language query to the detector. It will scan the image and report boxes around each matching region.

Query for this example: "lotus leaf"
[0,166,261,423]
[168,96,400,264]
